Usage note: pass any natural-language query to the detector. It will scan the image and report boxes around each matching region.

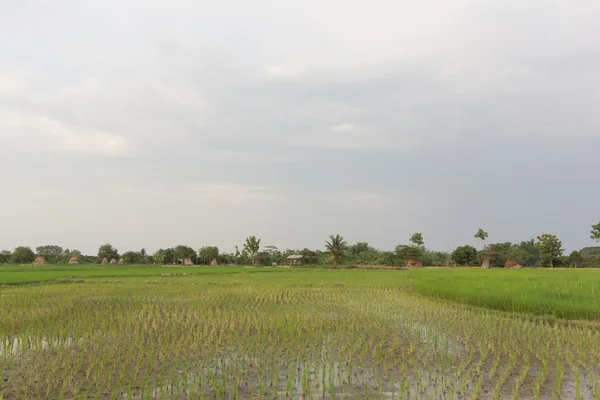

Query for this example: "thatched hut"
[481,257,491,269]
[32,256,47,266]
[504,259,522,269]
[69,256,79,264]
[210,257,219,266]
[287,255,303,267]
[406,257,423,268]
[110,258,118,264]
[101,257,108,265]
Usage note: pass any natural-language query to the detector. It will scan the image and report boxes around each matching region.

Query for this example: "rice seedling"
[0,270,598,399]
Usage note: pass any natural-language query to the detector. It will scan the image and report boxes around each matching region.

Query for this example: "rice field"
[1,268,600,399]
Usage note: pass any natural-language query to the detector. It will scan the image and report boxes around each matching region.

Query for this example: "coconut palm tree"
[325,234,348,266]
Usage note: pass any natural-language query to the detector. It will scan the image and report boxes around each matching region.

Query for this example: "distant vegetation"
[1,223,599,268]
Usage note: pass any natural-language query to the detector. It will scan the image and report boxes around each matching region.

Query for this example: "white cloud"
[185,183,277,205]
[330,123,356,132]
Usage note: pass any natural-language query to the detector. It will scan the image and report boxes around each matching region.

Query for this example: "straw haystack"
[110,258,118,264]
[210,257,219,266]
[406,257,423,268]
[69,256,79,264]
[118,258,124,265]
[32,256,47,266]
[101,257,108,265]
[504,259,522,269]
[481,257,491,269]
[183,258,194,266]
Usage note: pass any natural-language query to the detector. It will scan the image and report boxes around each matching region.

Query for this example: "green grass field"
[3,265,600,320]
[1,266,600,399]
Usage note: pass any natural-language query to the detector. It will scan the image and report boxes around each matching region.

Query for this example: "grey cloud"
[1,0,599,254]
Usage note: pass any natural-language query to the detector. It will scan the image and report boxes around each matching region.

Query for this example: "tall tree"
[121,251,141,264]
[474,229,489,242]
[242,236,261,266]
[410,233,424,246]
[0,250,12,263]
[11,247,36,264]
[591,222,600,242]
[569,251,584,268]
[98,244,119,261]
[36,245,64,264]
[325,234,347,266]
[535,234,564,268]
[198,246,219,265]
[173,245,197,263]
[452,245,478,266]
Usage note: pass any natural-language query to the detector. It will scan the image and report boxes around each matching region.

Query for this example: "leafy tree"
[480,242,512,267]
[410,233,424,246]
[242,236,261,266]
[63,248,82,261]
[36,245,64,264]
[569,251,584,268]
[452,245,478,266]
[325,234,347,266]
[395,245,422,265]
[0,250,12,264]
[98,244,119,261]
[173,245,197,263]
[11,247,36,264]
[198,246,219,265]
[474,229,488,242]
[121,251,141,264]
[154,248,176,264]
[535,234,564,268]
[591,222,600,242]
[300,248,319,265]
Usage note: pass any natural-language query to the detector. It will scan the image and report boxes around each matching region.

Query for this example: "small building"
[287,255,303,267]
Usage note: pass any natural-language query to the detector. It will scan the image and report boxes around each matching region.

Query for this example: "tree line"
[2,223,600,267]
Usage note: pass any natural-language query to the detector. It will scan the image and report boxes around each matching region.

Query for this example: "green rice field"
[1,266,599,399]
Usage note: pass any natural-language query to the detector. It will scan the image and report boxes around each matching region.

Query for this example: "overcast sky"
[1,0,599,254]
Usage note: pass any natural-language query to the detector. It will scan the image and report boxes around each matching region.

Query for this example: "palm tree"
[325,234,348,266]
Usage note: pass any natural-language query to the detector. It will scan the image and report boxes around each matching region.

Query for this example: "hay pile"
[68,256,79,264]
[118,258,124,265]
[504,259,522,269]
[110,258,118,264]
[101,257,108,265]
[210,257,219,266]
[183,258,194,266]
[481,257,491,269]
[406,257,423,268]
[32,257,47,266]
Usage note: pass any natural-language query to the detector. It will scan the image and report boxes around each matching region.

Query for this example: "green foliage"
[325,234,347,266]
[395,245,422,264]
[300,248,320,265]
[173,245,197,263]
[10,247,36,264]
[121,251,141,264]
[242,236,261,266]
[98,244,119,261]
[0,250,11,263]
[535,234,564,268]
[153,248,176,264]
[591,222,600,242]
[451,245,478,266]
[410,233,424,246]
[474,229,489,241]
[35,245,64,264]
[198,246,219,265]
[568,251,584,268]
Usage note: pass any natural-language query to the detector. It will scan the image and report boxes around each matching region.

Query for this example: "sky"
[1,0,599,255]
